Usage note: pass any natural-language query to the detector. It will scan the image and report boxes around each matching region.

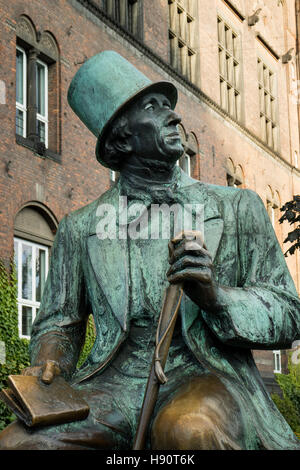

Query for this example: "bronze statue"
[0,51,300,450]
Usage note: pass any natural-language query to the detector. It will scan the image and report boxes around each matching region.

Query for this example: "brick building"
[0,0,299,393]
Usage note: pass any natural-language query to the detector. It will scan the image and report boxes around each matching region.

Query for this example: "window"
[266,187,280,229]
[176,125,198,177]
[180,154,191,176]
[16,46,27,138]
[16,49,49,148]
[14,204,57,338]
[110,170,116,182]
[15,15,60,156]
[218,17,242,121]
[110,169,119,184]
[257,58,278,151]
[273,350,281,373]
[36,60,48,147]
[226,158,244,188]
[266,186,282,242]
[14,238,49,338]
[226,174,241,187]
[168,0,197,82]
[104,0,142,37]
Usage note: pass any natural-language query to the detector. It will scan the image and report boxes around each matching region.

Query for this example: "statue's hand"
[167,230,219,312]
[22,360,61,385]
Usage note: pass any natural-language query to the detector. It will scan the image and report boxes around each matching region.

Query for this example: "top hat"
[67,50,178,170]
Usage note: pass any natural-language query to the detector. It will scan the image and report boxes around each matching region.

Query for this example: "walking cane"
[132,282,183,450]
[133,231,203,450]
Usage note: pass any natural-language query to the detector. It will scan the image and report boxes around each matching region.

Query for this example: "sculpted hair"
[102,113,133,171]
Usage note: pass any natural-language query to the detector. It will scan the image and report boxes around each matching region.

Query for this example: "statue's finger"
[41,361,57,384]
[167,256,212,277]
[167,267,212,285]
[169,241,211,264]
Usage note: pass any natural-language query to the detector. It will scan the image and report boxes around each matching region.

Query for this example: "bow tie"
[124,185,179,206]
[119,171,181,207]
[117,175,184,228]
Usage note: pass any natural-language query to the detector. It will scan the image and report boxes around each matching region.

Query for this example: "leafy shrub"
[0,260,96,431]
[279,195,300,256]
[0,261,30,430]
[271,354,300,436]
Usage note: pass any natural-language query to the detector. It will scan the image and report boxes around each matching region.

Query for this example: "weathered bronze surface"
[0,51,300,450]
[152,374,243,450]
[0,374,89,427]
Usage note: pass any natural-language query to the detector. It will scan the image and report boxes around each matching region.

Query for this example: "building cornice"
[72,0,300,178]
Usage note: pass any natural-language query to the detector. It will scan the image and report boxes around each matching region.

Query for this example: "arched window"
[13,204,57,338]
[16,15,60,157]
[226,158,244,188]
[266,186,280,228]
[176,125,199,177]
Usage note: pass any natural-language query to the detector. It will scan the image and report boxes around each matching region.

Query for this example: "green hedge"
[271,354,300,437]
[0,261,30,430]
[0,260,95,431]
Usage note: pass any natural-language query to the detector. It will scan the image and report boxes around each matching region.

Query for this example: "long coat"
[30,169,300,449]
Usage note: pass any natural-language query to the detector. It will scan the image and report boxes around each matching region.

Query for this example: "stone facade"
[0,0,299,391]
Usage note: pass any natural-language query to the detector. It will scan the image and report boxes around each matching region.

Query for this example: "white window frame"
[177,154,191,176]
[273,350,281,373]
[16,46,27,138]
[257,57,278,151]
[14,237,49,339]
[36,59,49,148]
[184,154,191,176]
[110,170,116,182]
[217,16,242,121]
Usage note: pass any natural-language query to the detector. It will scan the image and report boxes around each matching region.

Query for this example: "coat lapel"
[87,185,129,332]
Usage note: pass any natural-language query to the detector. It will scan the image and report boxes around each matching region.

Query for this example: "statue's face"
[126,92,184,163]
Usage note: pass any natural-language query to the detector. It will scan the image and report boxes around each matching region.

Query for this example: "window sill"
[16,135,61,164]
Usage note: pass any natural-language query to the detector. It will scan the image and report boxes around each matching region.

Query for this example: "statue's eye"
[164,103,171,109]
[144,103,155,111]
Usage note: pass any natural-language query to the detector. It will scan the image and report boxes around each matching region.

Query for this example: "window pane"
[36,249,46,302]
[36,63,46,117]
[22,305,33,336]
[16,108,24,136]
[22,244,32,300]
[16,49,24,105]
[37,120,46,143]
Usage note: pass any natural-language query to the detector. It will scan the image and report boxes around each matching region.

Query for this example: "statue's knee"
[152,407,220,450]
[0,421,31,450]
[151,378,243,450]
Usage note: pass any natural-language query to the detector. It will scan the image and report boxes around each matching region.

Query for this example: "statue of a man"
[0,51,300,450]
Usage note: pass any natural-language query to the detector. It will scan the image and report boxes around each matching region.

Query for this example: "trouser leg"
[151,374,244,450]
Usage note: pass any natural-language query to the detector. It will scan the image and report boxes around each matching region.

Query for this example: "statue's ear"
[113,137,132,154]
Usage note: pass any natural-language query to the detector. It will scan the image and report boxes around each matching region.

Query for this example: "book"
[0,374,89,428]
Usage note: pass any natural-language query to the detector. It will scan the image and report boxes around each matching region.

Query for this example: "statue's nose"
[166,109,182,126]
